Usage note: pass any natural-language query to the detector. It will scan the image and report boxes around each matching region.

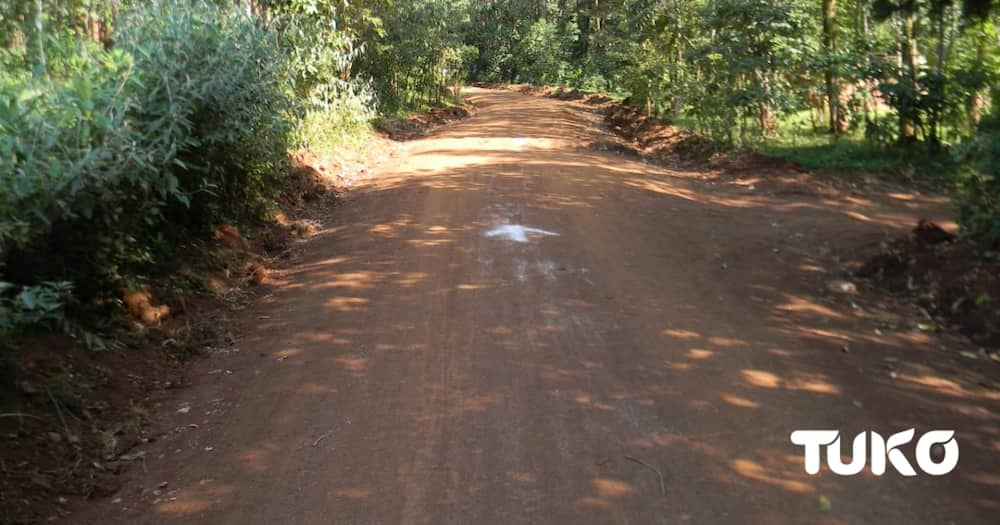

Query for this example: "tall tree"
[822,0,842,133]
[575,0,593,58]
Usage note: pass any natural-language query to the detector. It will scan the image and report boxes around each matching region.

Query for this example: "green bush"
[295,84,376,153]
[115,0,295,231]
[0,281,74,335]
[278,14,376,153]
[3,0,475,343]
[0,0,303,338]
[514,19,573,85]
[0,42,149,302]
[955,111,1000,244]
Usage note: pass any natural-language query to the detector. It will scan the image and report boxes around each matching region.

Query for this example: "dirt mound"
[710,150,805,174]
[913,218,958,245]
[494,83,916,199]
[598,96,839,196]
[492,83,813,175]
[285,166,327,204]
[551,87,616,106]
[605,102,718,165]
[375,104,476,141]
[283,152,333,207]
[549,87,584,100]
[705,150,836,196]
[508,84,616,106]
[469,81,504,89]
[857,221,1000,348]
[515,84,552,97]
[123,288,172,326]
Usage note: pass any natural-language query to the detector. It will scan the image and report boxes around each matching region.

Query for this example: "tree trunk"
[670,37,683,118]
[858,2,877,124]
[758,71,775,136]
[927,5,950,151]
[898,11,920,144]
[575,0,592,59]
[30,0,45,75]
[557,0,568,33]
[822,0,842,134]
[967,29,988,129]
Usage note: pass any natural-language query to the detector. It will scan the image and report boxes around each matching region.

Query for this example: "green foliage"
[514,19,573,85]
[686,0,813,145]
[359,0,477,113]
[0,40,150,301]
[0,280,74,336]
[755,107,958,176]
[0,0,299,306]
[0,279,75,379]
[0,0,389,342]
[955,111,1000,243]
[1,0,485,343]
[275,3,377,152]
[114,0,295,229]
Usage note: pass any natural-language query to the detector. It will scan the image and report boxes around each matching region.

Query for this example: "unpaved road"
[77,88,999,524]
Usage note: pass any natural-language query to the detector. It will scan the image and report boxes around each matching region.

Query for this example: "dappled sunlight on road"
[81,88,999,525]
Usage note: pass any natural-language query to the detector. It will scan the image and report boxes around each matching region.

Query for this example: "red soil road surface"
[75,88,999,524]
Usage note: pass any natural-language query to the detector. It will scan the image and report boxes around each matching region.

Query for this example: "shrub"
[0,0,392,344]
[0,0,301,338]
[278,14,376,153]
[0,280,74,336]
[514,19,573,85]
[0,42,149,302]
[955,112,1000,244]
[115,0,296,232]
[295,83,377,153]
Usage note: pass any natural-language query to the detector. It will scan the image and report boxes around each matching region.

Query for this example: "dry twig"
[625,455,666,495]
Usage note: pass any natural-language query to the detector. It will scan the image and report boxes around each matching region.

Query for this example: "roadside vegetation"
[0,0,472,359]
[2,2,472,516]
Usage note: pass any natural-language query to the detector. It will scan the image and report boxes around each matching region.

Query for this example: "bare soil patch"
[857,221,1000,350]
[374,103,476,141]
[0,212,299,523]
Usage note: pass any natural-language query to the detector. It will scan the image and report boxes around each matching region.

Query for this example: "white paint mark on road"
[535,260,558,281]
[515,259,528,283]
[484,224,559,243]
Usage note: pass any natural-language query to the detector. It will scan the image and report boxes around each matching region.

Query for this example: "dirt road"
[78,88,999,524]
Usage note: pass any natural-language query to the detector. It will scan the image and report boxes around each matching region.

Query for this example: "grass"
[759,137,937,172]
[381,88,468,119]
[296,109,373,155]
[766,109,961,178]
[672,107,961,184]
